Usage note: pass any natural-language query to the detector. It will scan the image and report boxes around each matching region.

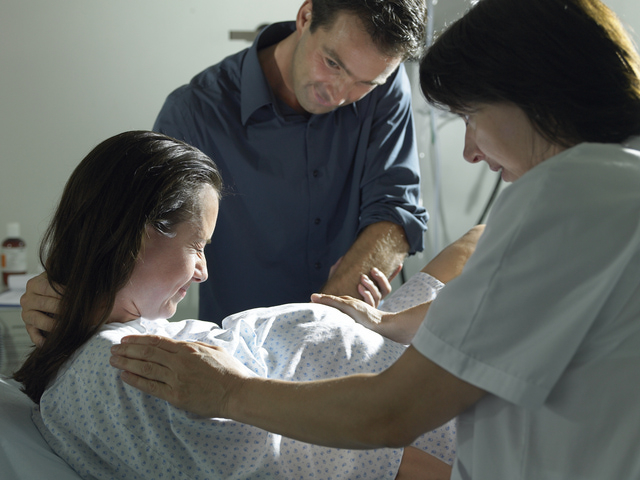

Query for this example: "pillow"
[0,375,81,479]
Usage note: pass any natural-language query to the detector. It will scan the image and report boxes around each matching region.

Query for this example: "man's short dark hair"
[310,0,427,60]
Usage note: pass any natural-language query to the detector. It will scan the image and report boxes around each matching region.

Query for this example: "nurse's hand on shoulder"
[110,335,253,418]
[20,272,61,347]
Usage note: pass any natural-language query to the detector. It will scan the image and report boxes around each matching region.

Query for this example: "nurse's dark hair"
[14,131,223,403]
[419,0,640,146]
[310,0,427,60]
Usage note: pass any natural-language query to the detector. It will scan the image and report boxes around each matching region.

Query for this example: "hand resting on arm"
[312,224,485,344]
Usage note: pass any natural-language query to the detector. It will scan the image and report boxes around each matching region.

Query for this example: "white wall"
[0,0,300,318]
[0,0,300,273]
[1,0,639,316]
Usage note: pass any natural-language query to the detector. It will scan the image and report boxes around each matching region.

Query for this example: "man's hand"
[110,335,253,418]
[357,264,402,307]
[322,221,408,306]
[329,255,401,308]
[20,272,61,346]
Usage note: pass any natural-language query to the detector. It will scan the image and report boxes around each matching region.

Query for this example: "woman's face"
[111,185,219,322]
[461,103,565,182]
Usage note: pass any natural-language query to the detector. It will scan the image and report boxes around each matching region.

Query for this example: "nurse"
[110,0,640,478]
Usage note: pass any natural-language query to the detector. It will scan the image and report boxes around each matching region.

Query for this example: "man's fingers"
[369,268,393,298]
[358,282,377,307]
[24,273,61,299]
[22,311,55,346]
[25,325,46,347]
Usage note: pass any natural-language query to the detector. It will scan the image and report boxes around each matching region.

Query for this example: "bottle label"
[1,247,27,273]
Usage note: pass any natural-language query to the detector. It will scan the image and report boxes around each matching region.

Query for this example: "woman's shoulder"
[45,320,153,390]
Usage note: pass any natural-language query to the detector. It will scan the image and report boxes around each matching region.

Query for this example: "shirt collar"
[241,22,295,125]
[240,21,359,125]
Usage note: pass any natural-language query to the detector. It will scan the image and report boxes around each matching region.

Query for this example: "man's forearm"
[322,221,409,298]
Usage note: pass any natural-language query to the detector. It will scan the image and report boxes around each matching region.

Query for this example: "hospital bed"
[0,375,81,479]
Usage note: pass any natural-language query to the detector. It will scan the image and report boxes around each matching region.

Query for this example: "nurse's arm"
[228,345,486,448]
[111,338,486,449]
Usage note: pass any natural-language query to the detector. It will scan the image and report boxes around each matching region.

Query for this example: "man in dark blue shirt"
[154,0,429,324]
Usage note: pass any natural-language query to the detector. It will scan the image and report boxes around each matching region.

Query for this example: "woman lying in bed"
[14,130,479,480]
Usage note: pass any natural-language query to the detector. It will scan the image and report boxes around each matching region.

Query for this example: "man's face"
[291,8,402,115]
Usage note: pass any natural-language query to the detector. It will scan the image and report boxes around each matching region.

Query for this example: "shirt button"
[313,169,319,178]
[314,262,322,270]
[314,218,321,225]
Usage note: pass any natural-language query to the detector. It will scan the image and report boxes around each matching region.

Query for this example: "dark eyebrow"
[325,47,383,86]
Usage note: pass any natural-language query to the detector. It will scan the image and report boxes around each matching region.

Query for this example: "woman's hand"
[110,335,253,418]
[20,272,61,346]
[312,293,428,345]
[311,292,387,333]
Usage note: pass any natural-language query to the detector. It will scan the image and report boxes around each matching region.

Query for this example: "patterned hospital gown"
[34,273,455,479]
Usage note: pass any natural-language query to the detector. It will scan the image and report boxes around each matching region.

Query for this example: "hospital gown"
[33,273,455,479]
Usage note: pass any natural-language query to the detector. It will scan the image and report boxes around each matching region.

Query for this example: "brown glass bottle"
[1,222,27,287]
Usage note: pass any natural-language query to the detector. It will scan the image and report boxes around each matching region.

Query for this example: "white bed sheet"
[0,375,81,479]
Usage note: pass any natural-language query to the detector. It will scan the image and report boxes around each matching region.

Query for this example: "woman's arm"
[420,225,484,284]
[110,339,485,449]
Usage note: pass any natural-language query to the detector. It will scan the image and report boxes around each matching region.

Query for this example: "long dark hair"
[14,131,223,403]
[419,0,640,146]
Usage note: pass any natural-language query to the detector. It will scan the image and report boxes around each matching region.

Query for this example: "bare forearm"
[112,338,486,450]
[224,346,482,449]
[228,374,404,449]
[378,302,431,344]
[421,225,485,284]
[322,221,409,298]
